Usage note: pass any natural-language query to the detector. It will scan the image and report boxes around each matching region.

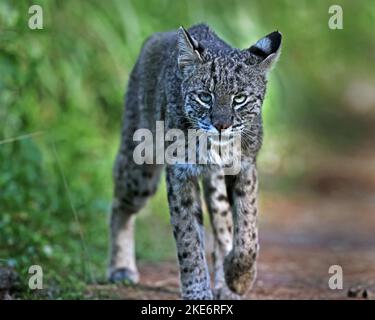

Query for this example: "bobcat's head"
[177,26,282,153]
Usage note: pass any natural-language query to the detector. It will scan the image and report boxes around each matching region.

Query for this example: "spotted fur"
[108,24,282,299]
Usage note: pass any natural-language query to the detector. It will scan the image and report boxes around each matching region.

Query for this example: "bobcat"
[108,24,282,300]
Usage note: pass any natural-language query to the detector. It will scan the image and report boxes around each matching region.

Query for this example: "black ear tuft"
[181,26,204,54]
[177,26,203,74]
[249,31,282,59]
[247,31,282,72]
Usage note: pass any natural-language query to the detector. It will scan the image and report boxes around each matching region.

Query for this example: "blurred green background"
[1,0,374,298]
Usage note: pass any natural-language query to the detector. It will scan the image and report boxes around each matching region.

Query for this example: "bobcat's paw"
[108,268,139,285]
[224,252,256,295]
[182,288,213,300]
[213,286,241,300]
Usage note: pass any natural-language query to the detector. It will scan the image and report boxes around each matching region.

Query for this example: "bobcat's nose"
[212,119,232,132]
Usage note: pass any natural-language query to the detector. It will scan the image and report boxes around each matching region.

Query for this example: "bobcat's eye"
[233,94,247,105]
[198,92,212,104]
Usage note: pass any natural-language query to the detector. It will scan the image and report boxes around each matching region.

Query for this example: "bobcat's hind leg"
[203,169,240,300]
[108,149,162,284]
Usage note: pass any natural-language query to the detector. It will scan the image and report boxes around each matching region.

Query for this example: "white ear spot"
[255,37,272,54]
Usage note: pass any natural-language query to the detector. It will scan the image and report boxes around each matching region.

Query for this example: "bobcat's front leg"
[166,165,212,300]
[224,160,259,295]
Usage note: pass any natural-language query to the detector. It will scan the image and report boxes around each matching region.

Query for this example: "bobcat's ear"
[247,31,282,72]
[177,26,203,74]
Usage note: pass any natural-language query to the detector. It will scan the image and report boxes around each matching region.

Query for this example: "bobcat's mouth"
[208,134,234,146]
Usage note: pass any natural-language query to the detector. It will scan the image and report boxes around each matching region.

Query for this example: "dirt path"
[90,147,375,300]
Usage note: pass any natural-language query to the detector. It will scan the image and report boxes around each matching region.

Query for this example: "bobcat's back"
[126,30,175,126]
